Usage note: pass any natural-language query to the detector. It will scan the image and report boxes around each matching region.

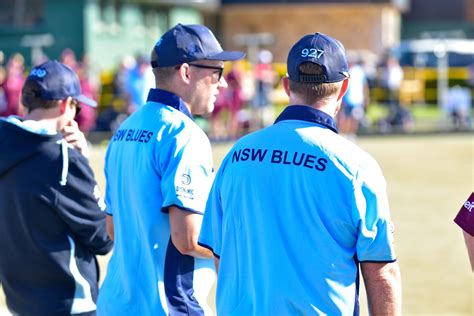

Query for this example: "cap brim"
[75,94,97,108]
[207,51,246,61]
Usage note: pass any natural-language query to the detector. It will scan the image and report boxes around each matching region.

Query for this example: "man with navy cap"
[97,24,244,315]
[0,60,113,315]
[199,33,402,315]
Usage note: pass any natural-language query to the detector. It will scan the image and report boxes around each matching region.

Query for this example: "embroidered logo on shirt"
[181,174,191,185]
[176,186,194,200]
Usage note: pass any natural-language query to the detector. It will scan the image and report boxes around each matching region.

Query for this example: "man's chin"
[192,105,214,116]
[208,104,215,114]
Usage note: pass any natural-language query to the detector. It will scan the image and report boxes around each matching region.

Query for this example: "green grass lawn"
[1,133,472,315]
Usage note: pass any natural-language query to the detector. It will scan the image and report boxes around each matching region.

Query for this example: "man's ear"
[58,98,69,115]
[337,78,349,101]
[177,63,191,83]
[282,76,291,97]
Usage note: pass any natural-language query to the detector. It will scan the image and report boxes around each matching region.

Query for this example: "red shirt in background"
[454,192,474,236]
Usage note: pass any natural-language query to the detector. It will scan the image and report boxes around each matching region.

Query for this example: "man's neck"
[24,110,61,132]
[289,97,338,118]
[154,85,193,115]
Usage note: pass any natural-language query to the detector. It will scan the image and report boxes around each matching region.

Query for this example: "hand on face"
[61,119,90,158]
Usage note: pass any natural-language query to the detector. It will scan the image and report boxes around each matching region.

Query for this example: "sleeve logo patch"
[176,186,194,200]
[181,174,191,185]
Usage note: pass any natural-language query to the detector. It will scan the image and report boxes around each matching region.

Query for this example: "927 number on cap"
[301,48,324,58]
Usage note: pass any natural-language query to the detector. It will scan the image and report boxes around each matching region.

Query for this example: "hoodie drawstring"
[56,139,69,186]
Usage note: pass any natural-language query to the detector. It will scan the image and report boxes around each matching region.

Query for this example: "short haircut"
[21,79,58,111]
[150,48,178,86]
[289,62,342,105]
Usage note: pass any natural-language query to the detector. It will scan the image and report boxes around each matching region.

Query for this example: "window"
[0,0,44,27]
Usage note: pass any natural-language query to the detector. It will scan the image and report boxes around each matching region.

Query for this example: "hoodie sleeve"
[55,151,113,255]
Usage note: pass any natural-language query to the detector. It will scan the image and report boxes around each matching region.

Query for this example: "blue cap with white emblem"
[25,60,97,107]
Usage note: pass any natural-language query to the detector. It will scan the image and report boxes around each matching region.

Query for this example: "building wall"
[0,0,85,65]
[85,2,203,72]
[220,3,400,63]
[401,0,474,39]
[466,0,474,22]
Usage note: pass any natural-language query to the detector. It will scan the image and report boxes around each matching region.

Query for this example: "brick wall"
[220,3,401,62]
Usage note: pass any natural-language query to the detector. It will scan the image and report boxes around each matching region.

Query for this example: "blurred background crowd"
[0,0,473,141]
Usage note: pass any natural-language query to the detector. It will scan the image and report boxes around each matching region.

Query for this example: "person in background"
[0,51,7,116]
[125,55,154,114]
[454,192,474,271]
[251,49,276,129]
[199,32,402,315]
[210,61,245,140]
[382,56,403,107]
[60,48,98,134]
[97,24,244,315]
[225,61,245,139]
[339,58,369,140]
[0,53,25,117]
[0,60,113,315]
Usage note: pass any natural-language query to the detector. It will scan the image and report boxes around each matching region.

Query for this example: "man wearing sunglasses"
[98,24,244,315]
[0,60,113,315]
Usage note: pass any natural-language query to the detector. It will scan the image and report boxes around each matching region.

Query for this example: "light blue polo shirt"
[98,89,216,315]
[199,105,396,316]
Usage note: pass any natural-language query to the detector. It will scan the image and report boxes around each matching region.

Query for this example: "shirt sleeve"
[159,128,214,214]
[55,152,113,255]
[104,145,113,216]
[353,161,397,262]
[198,155,228,258]
[454,192,474,236]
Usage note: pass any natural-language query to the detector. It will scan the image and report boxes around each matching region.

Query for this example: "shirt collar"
[146,88,193,120]
[274,105,338,134]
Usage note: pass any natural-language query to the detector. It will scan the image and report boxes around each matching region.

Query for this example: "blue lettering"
[283,151,291,165]
[232,149,241,163]
[316,158,327,171]
[138,130,147,142]
[271,150,283,163]
[303,154,316,169]
[251,149,267,162]
[126,129,133,141]
[119,130,126,141]
[292,152,305,166]
[132,130,141,141]
[145,131,153,143]
[112,129,153,143]
[241,148,250,161]
[113,129,125,141]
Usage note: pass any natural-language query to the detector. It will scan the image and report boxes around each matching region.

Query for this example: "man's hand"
[61,120,90,158]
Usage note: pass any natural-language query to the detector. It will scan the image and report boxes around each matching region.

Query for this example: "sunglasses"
[188,64,224,82]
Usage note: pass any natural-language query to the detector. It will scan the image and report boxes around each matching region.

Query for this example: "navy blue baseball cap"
[287,33,349,84]
[25,60,97,107]
[151,23,245,68]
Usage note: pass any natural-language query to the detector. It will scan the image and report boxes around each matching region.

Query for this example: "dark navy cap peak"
[287,33,349,84]
[26,60,97,107]
[151,23,245,68]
